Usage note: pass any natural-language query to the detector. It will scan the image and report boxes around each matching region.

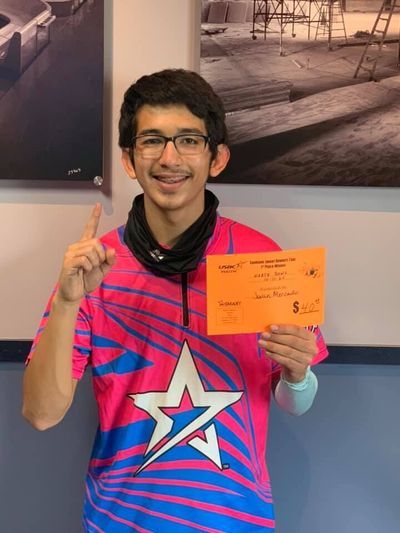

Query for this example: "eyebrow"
[136,127,207,136]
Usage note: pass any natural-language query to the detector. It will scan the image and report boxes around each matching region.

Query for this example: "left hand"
[258,324,318,383]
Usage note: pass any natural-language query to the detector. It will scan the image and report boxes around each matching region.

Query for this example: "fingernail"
[270,325,279,332]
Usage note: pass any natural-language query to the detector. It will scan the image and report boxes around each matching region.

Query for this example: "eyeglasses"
[132,134,209,158]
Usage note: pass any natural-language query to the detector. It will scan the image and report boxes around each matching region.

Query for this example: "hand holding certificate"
[206,247,325,335]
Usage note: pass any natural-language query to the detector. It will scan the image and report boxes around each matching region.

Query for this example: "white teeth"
[156,176,187,184]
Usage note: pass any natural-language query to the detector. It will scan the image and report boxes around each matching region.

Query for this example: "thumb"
[100,248,116,277]
[105,248,116,266]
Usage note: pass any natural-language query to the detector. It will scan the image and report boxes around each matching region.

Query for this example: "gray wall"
[1,363,399,533]
[0,366,97,533]
[269,364,400,533]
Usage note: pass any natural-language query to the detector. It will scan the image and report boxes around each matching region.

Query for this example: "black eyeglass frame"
[131,133,210,156]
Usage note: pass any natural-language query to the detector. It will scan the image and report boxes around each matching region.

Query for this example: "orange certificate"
[206,247,325,335]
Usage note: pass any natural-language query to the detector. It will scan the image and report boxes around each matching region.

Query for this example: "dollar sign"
[293,300,299,314]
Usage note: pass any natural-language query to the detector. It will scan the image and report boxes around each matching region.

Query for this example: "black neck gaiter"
[123,189,219,276]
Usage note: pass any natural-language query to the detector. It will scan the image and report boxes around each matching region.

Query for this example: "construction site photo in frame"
[0,0,104,182]
[200,0,400,186]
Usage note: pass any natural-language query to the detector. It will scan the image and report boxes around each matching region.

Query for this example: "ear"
[121,149,137,180]
[209,144,230,179]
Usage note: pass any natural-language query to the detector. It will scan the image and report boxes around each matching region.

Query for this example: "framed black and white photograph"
[0,0,104,182]
[200,0,400,186]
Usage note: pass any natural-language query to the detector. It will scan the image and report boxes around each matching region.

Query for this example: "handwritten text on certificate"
[206,247,325,335]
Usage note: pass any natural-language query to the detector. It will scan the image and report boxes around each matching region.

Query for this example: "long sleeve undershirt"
[273,366,318,416]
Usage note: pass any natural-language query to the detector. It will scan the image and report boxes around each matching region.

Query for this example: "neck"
[144,198,205,247]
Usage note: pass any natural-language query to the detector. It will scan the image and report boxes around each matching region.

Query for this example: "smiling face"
[121,104,229,239]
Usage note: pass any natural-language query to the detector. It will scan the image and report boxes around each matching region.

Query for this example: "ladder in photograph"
[354,0,400,80]
[315,0,347,50]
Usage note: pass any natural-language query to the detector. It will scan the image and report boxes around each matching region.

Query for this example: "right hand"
[56,204,116,304]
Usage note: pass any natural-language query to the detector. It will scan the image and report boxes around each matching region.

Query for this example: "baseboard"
[0,341,399,365]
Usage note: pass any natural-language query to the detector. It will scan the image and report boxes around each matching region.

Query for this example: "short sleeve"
[26,288,92,381]
[309,325,329,365]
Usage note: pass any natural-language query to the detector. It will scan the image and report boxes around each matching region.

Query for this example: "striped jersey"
[30,214,328,532]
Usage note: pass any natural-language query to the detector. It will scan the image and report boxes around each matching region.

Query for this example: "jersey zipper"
[181,272,190,327]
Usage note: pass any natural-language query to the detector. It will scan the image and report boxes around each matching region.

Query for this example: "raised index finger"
[80,203,102,241]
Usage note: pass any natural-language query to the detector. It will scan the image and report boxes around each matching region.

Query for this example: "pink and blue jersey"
[30,215,328,532]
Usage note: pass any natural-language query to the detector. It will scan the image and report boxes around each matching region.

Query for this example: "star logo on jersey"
[127,340,243,475]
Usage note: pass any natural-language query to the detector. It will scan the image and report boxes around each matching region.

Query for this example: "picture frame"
[0,0,104,182]
[200,0,400,186]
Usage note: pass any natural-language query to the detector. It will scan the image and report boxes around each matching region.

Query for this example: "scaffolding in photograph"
[251,0,347,53]
[315,0,347,50]
[354,0,400,80]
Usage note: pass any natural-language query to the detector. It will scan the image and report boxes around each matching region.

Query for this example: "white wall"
[1,0,400,347]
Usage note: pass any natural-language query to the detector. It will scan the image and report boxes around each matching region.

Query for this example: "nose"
[157,138,183,166]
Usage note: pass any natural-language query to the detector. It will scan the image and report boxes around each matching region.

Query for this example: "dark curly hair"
[118,69,227,159]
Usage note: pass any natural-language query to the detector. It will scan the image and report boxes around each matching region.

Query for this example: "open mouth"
[153,174,190,184]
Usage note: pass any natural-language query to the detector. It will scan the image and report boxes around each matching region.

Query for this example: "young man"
[23,69,328,532]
